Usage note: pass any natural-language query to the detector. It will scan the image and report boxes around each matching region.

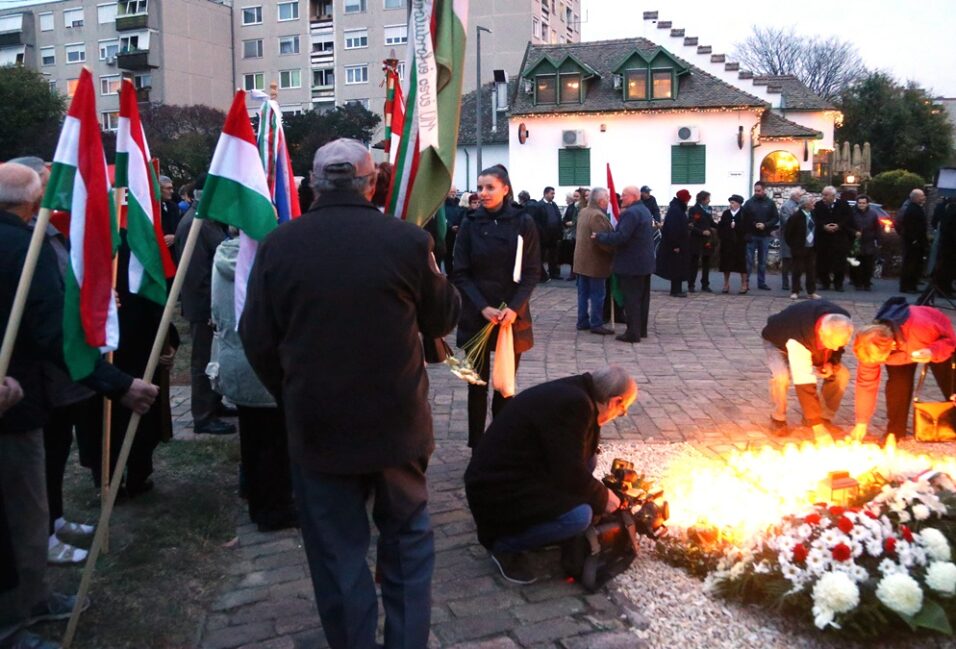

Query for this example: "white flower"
[850,564,869,583]
[919,528,952,562]
[812,572,861,629]
[925,562,956,596]
[820,528,843,547]
[876,573,924,616]
[796,524,813,540]
[781,563,801,582]
[898,510,912,523]
[912,504,931,521]
[729,561,747,579]
[806,549,829,575]
[867,540,884,557]
[754,561,772,575]
[879,558,902,575]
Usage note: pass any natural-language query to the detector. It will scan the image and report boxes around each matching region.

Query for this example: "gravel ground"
[597,440,956,649]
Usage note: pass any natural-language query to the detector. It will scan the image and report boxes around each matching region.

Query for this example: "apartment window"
[65,43,86,63]
[671,145,705,184]
[243,72,264,90]
[532,17,538,39]
[241,6,262,25]
[384,0,403,8]
[312,68,333,87]
[120,0,147,15]
[550,29,557,44]
[558,148,590,186]
[344,29,367,49]
[652,70,673,99]
[102,111,120,132]
[625,69,647,100]
[277,1,299,21]
[278,35,299,55]
[40,47,56,66]
[540,21,547,40]
[99,39,119,60]
[565,6,572,25]
[345,64,368,84]
[534,75,555,104]
[119,33,148,52]
[344,0,366,13]
[346,98,369,109]
[312,36,333,53]
[281,106,303,117]
[279,69,301,88]
[100,75,121,95]
[243,39,263,58]
[39,12,54,31]
[67,78,79,97]
[49,79,57,93]
[384,25,407,45]
[397,61,405,81]
[134,73,151,88]
[97,3,117,23]
[64,8,85,28]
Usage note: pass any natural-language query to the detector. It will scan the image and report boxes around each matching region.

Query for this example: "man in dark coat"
[935,199,956,296]
[443,187,464,276]
[240,139,460,649]
[742,181,779,290]
[532,186,563,280]
[595,186,656,343]
[640,185,661,222]
[465,367,637,584]
[688,190,716,292]
[656,189,692,297]
[784,194,821,299]
[158,175,181,255]
[813,186,856,291]
[898,189,928,293]
[849,195,881,291]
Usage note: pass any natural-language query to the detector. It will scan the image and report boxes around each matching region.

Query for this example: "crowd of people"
[1,141,955,649]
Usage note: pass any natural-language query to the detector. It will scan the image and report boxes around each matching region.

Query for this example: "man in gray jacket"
[778,188,804,292]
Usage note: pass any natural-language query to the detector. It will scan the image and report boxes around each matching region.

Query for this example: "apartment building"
[0,0,233,130]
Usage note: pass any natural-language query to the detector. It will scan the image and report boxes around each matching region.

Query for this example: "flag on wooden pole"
[41,67,118,380]
[383,57,405,165]
[115,79,174,306]
[606,163,625,307]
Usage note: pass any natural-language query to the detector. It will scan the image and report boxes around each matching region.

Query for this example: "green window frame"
[671,145,705,184]
[624,68,647,100]
[651,68,673,99]
[558,72,582,104]
[535,74,556,104]
[558,148,590,186]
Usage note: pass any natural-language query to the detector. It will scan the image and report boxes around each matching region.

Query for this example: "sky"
[581,0,956,97]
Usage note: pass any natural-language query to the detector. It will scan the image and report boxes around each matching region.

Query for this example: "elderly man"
[240,139,460,649]
[778,188,804,292]
[813,186,856,292]
[0,163,156,649]
[899,189,928,293]
[465,366,637,584]
[784,194,821,300]
[158,175,181,252]
[762,300,853,438]
[573,188,614,335]
[594,186,656,343]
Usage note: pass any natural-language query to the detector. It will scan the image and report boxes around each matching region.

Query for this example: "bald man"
[899,188,928,293]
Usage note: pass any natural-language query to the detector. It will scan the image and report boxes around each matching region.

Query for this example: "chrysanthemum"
[876,573,923,616]
[812,572,860,629]
[919,528,952,562]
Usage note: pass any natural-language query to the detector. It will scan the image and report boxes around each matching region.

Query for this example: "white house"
[503,17,840,202]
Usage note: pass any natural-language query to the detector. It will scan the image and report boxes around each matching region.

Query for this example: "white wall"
[453,143,509,192]
[507,109,763,202]
[778,110,838,151]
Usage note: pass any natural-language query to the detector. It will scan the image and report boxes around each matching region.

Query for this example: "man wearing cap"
[240,138,461,649]
[640,185,661,223]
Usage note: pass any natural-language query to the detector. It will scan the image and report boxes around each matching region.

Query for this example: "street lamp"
[475,25,491,174]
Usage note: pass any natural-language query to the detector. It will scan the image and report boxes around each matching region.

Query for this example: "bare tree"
[734,27,866,100]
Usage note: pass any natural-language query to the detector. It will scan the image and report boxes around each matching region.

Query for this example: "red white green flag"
[115,79,174,306]
[383,60,405,166]
[386,0,468,227]
[196,90,275,240]
[41,67,118,381]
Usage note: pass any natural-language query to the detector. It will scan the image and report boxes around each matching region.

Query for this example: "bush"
[866,169,926,211]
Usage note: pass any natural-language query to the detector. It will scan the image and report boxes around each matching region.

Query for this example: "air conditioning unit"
[676,125,700,143]
[106,56,117,65]
[562,129,587,148]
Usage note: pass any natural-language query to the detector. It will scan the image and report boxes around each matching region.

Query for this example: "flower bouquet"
[847,238,862,268]
[444,302,508,386]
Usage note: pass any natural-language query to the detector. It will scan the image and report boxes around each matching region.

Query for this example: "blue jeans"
[493,504,594,554]
[747,237,771,287]
[291,459,433,649]
[576,275,606,329]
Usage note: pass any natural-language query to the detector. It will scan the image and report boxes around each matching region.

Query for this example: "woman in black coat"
[656,190,692,297]
[717,194,751,293]
[453,165,541,448]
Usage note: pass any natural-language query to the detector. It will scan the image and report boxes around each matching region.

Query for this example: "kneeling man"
[464,366,637,584]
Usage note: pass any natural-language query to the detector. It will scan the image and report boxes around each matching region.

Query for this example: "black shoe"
[125,479,154,498]
[590,326,614,335]
[615,334,638,343]
[27,592,89,626]
[195,419,236,435]
[758,285,771,290]
[576,324,589,331]
[670,292,688,298]
[701,286,712,293]
[217,404,239,418]
[490,551,537,584]
[1,630,62,649]
[770,418,789,437]
[256,509,300,532]
[834,286,844,292]
[687,286,696,293]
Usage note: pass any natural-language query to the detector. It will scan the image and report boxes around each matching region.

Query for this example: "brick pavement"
[193,273,956,649]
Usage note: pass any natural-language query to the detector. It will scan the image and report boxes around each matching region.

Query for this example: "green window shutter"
[671,145,705,184]
[558,148,590,186]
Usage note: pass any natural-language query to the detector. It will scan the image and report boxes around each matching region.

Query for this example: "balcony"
[0,14,26,48]
[115,12,148,31]
[311,85,334,101]
[116,48,157,70]
[310,49,333,66]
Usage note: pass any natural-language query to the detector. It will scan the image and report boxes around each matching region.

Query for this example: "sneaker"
[789,293,798,300]
[27,593,89,626]
[47,539,87,566]
[490,551,537,584]
[809,293,821,299]
[770,418,789,437]
[55,520,94,539]
[1,630,62,649]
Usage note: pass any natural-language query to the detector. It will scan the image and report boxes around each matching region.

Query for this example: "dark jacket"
[443,197,465,261]
[742,195,779,238]
[464,373,609,548]
[852,206,881,256]
[530,199,563,244]
[813,198,856,254]
[761,299,849,368]
[899,202,928,252]
[655,197,690,280]
[717,208,750,274]
[641,195,661,221]
[688,203,716,256]
[161,199,181,236]
[238,191,461,474]
[0,210,131,435]
[784,209,816,254]
[452,202,540,353]
[595,202,656,276]
[174,206,228,323]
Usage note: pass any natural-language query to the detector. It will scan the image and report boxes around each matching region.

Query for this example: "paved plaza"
[181,274,955,649]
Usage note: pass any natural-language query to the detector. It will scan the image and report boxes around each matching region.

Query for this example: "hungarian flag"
[386,0,468,227]
[383,60,405,165]
[196,90,275,240]
[41,67,118,380]
[606,163,624,307]
[115,79,174,306]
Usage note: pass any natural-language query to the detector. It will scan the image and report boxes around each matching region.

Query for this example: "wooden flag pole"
[0,207,53,380]
[63,215,203,648]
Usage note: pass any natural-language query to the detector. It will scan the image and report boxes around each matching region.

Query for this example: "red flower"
[864,510,879,520]
[901,525,914,543]
[830,506,846,517]
[837,516,854,534]
[832,543,852,562]
[885,537,897,555]
[805,513,822,525]
[792,544,809,564]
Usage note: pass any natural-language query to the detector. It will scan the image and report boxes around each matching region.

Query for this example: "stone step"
[738,70,753,80]
[683,36,698,46]
[725,62,739,71]
[711,54,725,63]
[670,28,684,37]
[697,45,712,54]
[642,10,658,20]
[657,20,672,29]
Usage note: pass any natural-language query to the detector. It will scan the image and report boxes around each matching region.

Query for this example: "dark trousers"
[850,254,876,289]
[84,397,159,491]
[885,360,955,436]
[670,277,683,295]
[237,406,294,525]
[688,254,711,289]
[791,250,817,295]
[900,244,924,292]
[467,344,521,448]
[542,241,561,279]
[781,257,792,290]
[190,320,222,424]
[618,274,650,341]
[816,247,847,289]
[43,398,100,535]
[291,458,433,649]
